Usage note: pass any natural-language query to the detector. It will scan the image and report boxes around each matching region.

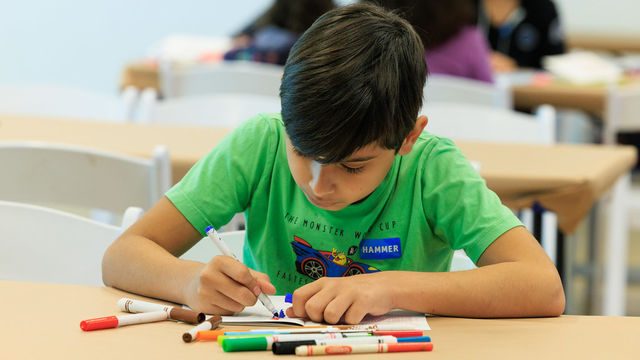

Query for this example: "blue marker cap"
[205,226,213,233]
[285,293,293,303]
[397,336,431,343]
[279,309,285,318]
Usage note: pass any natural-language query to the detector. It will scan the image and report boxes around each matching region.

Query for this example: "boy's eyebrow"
[290,144,376,163]
[342,155,377,162]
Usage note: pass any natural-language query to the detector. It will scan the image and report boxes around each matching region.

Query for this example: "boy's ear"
[398,115,428,155]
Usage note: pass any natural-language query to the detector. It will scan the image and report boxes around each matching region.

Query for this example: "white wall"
[0,0,638,95]
[0,0,271,94]
[555,0,640,35]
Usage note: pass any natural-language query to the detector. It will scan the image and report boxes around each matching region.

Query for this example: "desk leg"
[602,172,630,316]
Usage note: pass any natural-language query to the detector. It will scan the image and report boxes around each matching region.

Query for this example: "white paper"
[212,295,430,330]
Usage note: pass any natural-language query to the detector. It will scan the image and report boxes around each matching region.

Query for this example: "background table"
[3,281,638,360]
[0,114,636,315]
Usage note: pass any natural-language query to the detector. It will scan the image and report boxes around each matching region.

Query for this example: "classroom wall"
[1,0,638,96]
[0,0,271,94]
[555,0,640,34]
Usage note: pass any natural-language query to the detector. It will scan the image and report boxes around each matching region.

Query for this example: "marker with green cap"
[222,332,372,352]
[218,331,371,345]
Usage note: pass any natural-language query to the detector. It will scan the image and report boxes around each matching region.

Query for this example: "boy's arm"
[102,197,275,314]
[286,226,565,323]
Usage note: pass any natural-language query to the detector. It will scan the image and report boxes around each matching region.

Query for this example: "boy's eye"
[342,164,364,174]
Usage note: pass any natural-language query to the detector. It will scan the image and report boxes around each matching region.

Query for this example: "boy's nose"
[309,165,335,197]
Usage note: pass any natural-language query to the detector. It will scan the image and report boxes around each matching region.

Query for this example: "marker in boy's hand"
[285,272,395,325]
[184,253,276,315]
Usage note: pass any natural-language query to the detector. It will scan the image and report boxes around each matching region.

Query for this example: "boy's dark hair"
[280,2,427,164]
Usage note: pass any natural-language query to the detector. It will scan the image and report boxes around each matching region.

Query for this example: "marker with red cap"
[296,342,434,356]
[80,310,168,331]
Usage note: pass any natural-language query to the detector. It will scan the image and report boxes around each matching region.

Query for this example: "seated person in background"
[476,0,565,72]
[103,3,564,324]
[224,0,334,65]
[370,0,494,83]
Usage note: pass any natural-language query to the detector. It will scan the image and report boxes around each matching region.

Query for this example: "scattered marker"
[285,293,293,303]
[279,309,286,318]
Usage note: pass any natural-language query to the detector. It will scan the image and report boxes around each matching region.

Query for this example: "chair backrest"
[423,74,512,109]
[181,230,246,263]
[137,90,281,127]
[0,201,141,286]
[422,103,556,144]
[159,61,284,98]
[0,84,139,121]
[0,142,171,215]
[604,84,640,144]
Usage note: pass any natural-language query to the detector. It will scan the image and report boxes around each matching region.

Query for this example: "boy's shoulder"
[412,131,460,159]
[241,112,283,129]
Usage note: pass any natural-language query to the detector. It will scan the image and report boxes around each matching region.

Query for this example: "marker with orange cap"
[80,310,168,331]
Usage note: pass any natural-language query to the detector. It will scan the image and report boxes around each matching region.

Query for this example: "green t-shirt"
[166,113,521,294]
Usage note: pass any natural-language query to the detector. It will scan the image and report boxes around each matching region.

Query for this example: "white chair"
[0,84,139,122]
[423,102,555,144]
[136,89,281,128]
[0,142,171,220]
[422,103,559,264]
[604,83,640,145]
[0,201,142,286]
[159,61,284,99]
[180,230,246,263]
[423,74,512,109]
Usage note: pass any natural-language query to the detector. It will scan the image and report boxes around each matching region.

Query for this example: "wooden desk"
[568,32,640,53]
[3,281,638,360]
[512,77,640,145]
[0,114,636,315]
[513,81,607,114]
[0,114,228,185]
[121,62,161,93]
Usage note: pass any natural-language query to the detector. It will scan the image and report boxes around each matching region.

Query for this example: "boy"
[103,3,564,324]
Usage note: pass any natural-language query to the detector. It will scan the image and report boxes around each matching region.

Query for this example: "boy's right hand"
[185,255,276,315]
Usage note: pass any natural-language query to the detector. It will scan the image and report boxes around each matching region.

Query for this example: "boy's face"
[285,136,397,211]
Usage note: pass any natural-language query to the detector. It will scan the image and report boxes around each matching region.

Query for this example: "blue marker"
[397,336,431,343]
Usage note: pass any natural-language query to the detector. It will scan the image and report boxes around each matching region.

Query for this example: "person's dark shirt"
[478,0,565,68]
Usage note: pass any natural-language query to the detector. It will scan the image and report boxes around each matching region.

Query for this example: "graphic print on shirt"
[290,236,380,280]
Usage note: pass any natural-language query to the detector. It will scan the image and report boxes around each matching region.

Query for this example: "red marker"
[80,310,168,331]
[295,342,434,356]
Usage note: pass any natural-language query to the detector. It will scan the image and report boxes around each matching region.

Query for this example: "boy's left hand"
[285,272,395,324]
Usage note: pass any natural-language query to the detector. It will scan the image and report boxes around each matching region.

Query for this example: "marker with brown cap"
[117,298,205,324]
[182,315,223,343]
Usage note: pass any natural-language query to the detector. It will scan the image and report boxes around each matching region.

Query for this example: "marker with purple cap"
[205,226,280,317]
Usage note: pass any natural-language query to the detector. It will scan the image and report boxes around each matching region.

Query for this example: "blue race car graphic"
[291,236,380,280]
